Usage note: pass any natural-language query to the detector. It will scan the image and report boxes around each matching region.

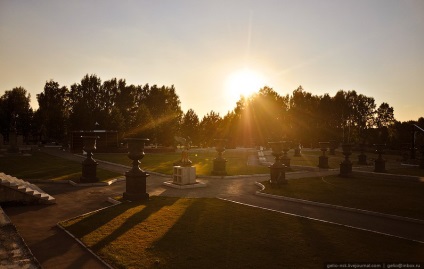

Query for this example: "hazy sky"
[1,0,423,121]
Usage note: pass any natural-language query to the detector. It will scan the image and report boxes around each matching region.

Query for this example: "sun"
[225,68,266,100]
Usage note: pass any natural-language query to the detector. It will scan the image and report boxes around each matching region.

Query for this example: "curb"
[56,198,123,269]
[254,182,424,225]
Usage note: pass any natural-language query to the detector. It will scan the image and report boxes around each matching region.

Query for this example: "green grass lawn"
[60,197,424,269]
[0,151,121,182]
[95,150,269,176]
[387,166,424,177]
[261,175,424,220]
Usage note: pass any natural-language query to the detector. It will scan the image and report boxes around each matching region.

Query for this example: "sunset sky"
[1,0,423,122]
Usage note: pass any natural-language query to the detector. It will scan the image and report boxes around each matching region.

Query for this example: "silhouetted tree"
[0,87,33,142]
[36,80,70,142]
[181,109,200,146]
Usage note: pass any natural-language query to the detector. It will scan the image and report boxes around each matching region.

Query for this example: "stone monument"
[281,141,291,168]
[268,141,287,186]
[340,143,353,177]
[374,144,386,173]
[80,136,99,183]
[172,136,196,185]
[123,138,150,201]
[318,142,330,169]
[294,142,301,157]
[212,139,227,176]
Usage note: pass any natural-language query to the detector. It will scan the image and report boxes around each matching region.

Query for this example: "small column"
[318,142,330,169]
[358,143,368,165]
[281,141,291,168]
[80,136,99,183]
[123,138,150,201]
[268,141,287,187]
[374,144,386,173]
[212,139,227,176]
[340,143,353,177]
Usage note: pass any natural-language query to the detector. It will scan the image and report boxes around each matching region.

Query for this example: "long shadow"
[87,197,178,251]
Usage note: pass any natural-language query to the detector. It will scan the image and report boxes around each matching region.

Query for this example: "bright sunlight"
[225,68,266,100]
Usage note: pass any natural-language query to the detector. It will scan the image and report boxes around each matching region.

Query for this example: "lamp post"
[80,136,99,183]
[212,139,227,176]
[123,138,150,201]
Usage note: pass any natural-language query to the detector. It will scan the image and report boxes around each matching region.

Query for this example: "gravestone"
[8,131,18,153]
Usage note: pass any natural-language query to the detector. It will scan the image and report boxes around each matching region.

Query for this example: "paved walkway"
[2,147,424,269]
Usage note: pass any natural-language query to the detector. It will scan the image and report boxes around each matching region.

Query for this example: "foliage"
[0,87,33,141]
[36,80,70,142]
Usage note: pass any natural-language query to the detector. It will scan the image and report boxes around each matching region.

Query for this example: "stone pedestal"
[294,143,301,157]
[212,139,227,176]
[80,157,99,183]
[269,161,286,185]
[122,138,150,201]
[318,142,330,169]
[212,158,227,176]
[374,144,386,173]
[80,136,99,183]
[173,166,196,185]
[340,144,353,177]
[123,170,149,201]
[268,141,287,187]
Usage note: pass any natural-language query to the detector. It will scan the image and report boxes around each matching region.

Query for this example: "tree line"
[0,74,422,149]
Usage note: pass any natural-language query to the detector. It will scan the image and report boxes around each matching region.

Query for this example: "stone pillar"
[318,142,330,169]
[80,136,99,183]
[212,139,227,176]
[268,141,287,187]
[340,143,353,177]
[374,144,386,173]
[281,141,291,168]
[358,143,368,165]
[123,138,150,201]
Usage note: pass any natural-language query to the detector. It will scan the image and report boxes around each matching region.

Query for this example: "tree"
[375,102,395,128]
[36,80,70,142]
[181,109,200,146]
[0,87,33,141]
[140,85,183,146]
[200,111,222,147]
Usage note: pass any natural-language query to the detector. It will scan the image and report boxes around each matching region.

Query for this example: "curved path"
[3,147,424,269]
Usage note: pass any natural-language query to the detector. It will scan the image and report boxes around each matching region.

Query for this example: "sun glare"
[225,68,266,100]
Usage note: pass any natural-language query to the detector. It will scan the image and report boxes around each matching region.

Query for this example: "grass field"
[95,149,270,175]
[261,175,424,220]
[60,197,424,269]
[0,150,121,182]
